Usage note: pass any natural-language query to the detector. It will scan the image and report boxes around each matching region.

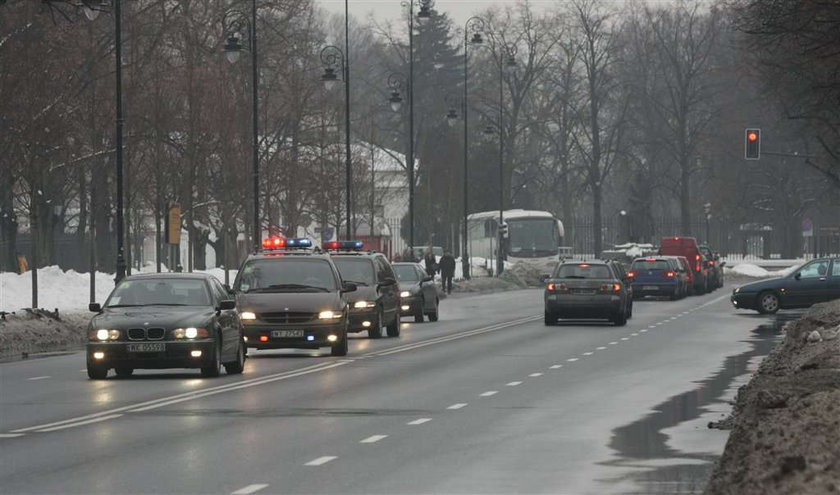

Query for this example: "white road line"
[0,433,24,438]
[596,346,607,350]
[640,329,648,333]
[447,403,468,410]
[631,333,638,336]
[231,484,270,495]
[79,369,87,373]
[506,381,523,386]
[360,435,388,444]
[27,376,50,381]
[12,361,349,433]
[549,365,563,369]
[479,391,498,397]
[567,358,579,362]
[620,337,629,341]
[36,414,123,433]
[305,456,337,466]
[582,352,593,356]
[648,325,656,329]
[529,372,543,377]
[407,418,432,425]
[608,341,618,345]
[655,322,663,326]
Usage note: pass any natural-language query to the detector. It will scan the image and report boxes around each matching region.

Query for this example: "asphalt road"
[0,286,784,494]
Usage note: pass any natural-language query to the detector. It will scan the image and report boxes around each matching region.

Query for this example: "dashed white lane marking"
[567,358,579,362]
[360,435,388,444]
[0,433,24,438]
[582,352,593,356]
[648,325,656,329]
[447,403,468,410]
[480,391,498,397]
[596,346,607,350]
[549,365,563,369]
[640,329,648,333]
[655,322,663,326]
[79,369,87,372]
[36,414,123,433]
[27,376,50,381]
[609,341,618,345]
[231,484,270,495]
[620,337,629,341]
[506,381,523,386]
[631,333,638,336]
[305,456,337,466]
[529,373,543,377]
[407,418,432,425]
[670,317,678,320]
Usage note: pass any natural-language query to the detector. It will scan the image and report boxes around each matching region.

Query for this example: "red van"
[659,237,709,294]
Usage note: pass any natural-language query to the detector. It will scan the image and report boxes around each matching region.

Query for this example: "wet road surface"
[0,287,789,494]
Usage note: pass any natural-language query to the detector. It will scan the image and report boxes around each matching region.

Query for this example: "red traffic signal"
[745,128,760,160]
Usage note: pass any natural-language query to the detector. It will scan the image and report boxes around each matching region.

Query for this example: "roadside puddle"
[595,313,797,494]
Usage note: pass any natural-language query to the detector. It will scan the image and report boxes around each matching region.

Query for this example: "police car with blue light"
[233,236,355,356]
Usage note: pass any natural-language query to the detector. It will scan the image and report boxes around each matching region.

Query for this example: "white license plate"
[643,286,659,290]
[127,343,165,353]
[271,330,304,338]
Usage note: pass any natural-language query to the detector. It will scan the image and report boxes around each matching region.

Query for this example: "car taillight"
[547,283,556,292]
[601,283,621,293]
[709,260,715,266]
[695,263,701,272]
[666,271,675,278]
[627,271,636,278]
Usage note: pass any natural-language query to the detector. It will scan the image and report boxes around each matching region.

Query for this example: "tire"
[330,329,348,356]
[223,338,246,375]
[627,301,634,319]
[669,289,679,301]
[368,309,383,339]
[757,291,780,314]
[426,299,439,322]
[87,362,108,380]
[544,310,557,326]
[201,341,222,378]
[414,299,425,323]
[114,366,134,378]
[386,311,401,337]
[613,311,627,326]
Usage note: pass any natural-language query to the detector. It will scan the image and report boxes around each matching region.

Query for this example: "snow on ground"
[724,262,801,279]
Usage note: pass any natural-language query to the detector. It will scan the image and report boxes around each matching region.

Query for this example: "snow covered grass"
[724,262,801,279]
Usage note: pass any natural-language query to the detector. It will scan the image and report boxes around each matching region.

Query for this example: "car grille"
[261,312,316,324]
[127,328,166,340]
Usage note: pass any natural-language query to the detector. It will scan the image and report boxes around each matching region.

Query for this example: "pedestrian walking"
[423,247,437,277]
[439,251,456,295]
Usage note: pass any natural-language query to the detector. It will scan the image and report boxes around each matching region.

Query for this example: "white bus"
[467,209,565,276]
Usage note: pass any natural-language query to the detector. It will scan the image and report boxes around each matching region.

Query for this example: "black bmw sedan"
[86,273,245,379]
[731,257,840,314]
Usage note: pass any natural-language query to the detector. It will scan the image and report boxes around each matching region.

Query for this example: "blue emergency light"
[322,240,364,251]
[261,236,313,250]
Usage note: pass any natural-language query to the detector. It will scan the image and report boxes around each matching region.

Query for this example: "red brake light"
[666,271,675,278]
[709,260,715,266]
[695,254,701,261]
[547,283,556,292]
[259,335,269,342]
[601,283,622,293]
[579,264,590,268]
[627,271,635,278]
[645,257,657,261]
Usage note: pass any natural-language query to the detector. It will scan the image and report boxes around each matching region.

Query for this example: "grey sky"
[316,0,557,27]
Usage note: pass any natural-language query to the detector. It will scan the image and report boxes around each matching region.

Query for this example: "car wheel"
[544,310,557,326]
[669,289,679,301]
[757,291,780,314]
[427,299,439,322]
[386,311,401,337]
[414,298,425,323]
[201,341,222,378]
[224,338,246,375]
[331,329,348,356]
[114,366,134,378]
[613,311,627,326]
[627,301,634,319]
[368,309,383,339]
[87,362,108,380]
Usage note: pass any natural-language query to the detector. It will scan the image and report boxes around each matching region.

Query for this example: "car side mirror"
[422,276,433,283]
[379,277,397,287]
[217,300,236,311]
[794,273,801,280]
[89,302,102,313]
[342,282,358,293]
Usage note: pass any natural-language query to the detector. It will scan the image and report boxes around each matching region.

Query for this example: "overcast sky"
[316,0,557,27]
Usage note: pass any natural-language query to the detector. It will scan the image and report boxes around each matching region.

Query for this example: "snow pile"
[499,262,544,288]
[725,263,802,279]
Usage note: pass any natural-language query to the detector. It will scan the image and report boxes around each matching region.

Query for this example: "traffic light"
[745,128,760,160]
[500,223,509,238]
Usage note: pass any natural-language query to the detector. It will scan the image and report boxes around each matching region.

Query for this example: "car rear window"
[555,264,611,279]
[632,260,671,271]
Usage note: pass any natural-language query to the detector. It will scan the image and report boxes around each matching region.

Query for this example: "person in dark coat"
[438,251,456,294]
[423,247,437,277]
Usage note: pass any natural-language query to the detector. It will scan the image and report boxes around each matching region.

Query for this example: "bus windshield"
[508,218,559,258]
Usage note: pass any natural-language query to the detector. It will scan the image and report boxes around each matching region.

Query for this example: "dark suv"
[326,242,400,339]
[699,244,724,289]
[233,237,355,357]
[544,260,632,326]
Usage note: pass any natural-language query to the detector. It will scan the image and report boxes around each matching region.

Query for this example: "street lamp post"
[223,0,260,252]
[320,44,352,239]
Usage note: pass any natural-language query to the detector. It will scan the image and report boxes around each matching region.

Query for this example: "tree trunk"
[680,158,692,235]
[592,182,603,257]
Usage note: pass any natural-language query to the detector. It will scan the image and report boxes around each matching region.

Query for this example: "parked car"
[544,260,632,326]
[659,237,710,294]
[731,257,840,314]
[628,257,685,300]
[673,255,695,296]
[392,262,440,323]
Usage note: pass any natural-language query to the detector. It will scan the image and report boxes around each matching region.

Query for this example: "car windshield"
[555,264,611,279]
[632,260,671,271]
[394,265,420,282]
[332,258,376,286]
[105,279,210,307]
[508,218,559,258]
[235,259,337,292]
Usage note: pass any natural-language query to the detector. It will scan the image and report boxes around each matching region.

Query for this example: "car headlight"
[318,310,343,320]
[172,327,209,339]
[240,311,257,320]
[354,301,375,309]
[400,291,411,298]
[93,329,120,341]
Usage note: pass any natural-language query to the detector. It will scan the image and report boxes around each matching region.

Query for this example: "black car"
[86,273,245,379]
[234,237,356,356]
[392,262,439,323]
[731,257,840,314]
[699,244,725,289]
[327,242,400,339]
[544,260,632,326]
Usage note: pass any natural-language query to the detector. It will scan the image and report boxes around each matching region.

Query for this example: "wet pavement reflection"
[599,312,800,494]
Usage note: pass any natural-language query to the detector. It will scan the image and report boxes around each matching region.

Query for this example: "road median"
[705,299,840,494]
